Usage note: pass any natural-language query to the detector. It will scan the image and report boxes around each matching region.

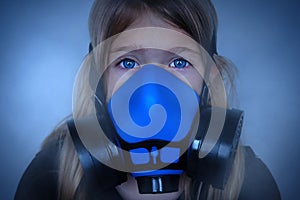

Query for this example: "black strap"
[67,119,99,186]
[67,119,127,197]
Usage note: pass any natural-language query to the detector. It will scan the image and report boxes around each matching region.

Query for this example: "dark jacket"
[15,138,281,200]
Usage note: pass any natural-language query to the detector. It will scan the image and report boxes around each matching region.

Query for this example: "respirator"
[106,64,200,193]
[67,63,244,196]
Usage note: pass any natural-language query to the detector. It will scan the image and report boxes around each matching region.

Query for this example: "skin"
[105,11,206,102]
[105,11,205,200]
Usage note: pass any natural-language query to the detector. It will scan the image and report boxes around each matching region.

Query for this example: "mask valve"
[136,175,180,194]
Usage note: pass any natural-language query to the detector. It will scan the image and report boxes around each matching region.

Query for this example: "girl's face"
[105,11,206,103]
[104,11,205,200]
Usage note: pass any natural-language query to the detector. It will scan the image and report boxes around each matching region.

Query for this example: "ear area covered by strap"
[187,106,244,189]
[67,119,127,193]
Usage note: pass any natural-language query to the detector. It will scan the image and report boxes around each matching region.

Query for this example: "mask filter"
[107,64,200,193]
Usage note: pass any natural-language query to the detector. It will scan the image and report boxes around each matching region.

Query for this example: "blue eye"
[170,58,190,68]
[119,58,138,69]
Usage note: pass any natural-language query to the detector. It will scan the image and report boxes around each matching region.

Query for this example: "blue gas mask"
[106,64,200,193]
[67,63,243,196]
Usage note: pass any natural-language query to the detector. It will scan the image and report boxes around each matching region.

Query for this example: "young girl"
[15,0,280,199]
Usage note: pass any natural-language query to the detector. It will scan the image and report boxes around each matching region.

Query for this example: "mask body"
[107,64,200,193]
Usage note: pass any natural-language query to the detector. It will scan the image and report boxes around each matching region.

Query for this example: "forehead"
[110,27,201,56]
[109,11,199,52]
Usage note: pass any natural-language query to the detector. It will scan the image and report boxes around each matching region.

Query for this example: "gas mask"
[106,64,200,193]
[67,63,243,195]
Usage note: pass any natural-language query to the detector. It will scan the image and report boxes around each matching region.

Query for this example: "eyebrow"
[110,45,140,53]
[168,47,200,55]
[110,45,200,55]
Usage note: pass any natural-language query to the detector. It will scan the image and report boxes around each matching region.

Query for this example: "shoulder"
[238,146,281,200]
[14,122,68,200]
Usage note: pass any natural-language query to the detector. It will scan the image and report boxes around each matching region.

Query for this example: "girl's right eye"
[118,58,139,69]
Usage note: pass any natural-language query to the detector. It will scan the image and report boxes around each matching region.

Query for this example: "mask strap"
[200,83,209,106]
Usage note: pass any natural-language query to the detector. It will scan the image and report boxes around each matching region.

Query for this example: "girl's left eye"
[169,58,190,68]
[119,58,139,69]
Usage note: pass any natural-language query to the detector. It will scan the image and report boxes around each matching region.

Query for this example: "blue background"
[0,0,299,199]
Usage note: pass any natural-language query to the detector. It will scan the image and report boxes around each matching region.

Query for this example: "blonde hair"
[43,0,245,199]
